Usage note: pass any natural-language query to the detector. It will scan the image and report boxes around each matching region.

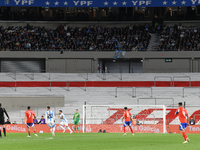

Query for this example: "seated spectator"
[38,116,46,124]
[190,117,195,125]
[5,119,11,124]
[13,121,17,124]
[0,24,151,51]
[33,116,38,124]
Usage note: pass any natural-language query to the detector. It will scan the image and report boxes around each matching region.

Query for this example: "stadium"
[0,0,200,149]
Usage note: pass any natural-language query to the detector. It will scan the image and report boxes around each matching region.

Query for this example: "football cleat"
[187,138,190,142]
[52,133,55,136]
[132,133,135,136]
[35,134,38,137]
[63,129,66,133]
[70,131,73,134]
[183,141,188,144]
[123,133,127,136]
[0,136,2,138]
[4,136,7,138]
[27,135,31,137]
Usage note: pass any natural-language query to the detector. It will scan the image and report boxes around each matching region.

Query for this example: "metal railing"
[137,98,175,108]
[173,76,191,87]
[182,87,200,98]
[97,71,106,80]
[66,81,86,91]
[133,87,152,98]
[115,87,134,98]
[154,76,173,87]
[6,70,50,80]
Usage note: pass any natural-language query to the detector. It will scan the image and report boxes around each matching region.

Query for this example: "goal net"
[83,105,166,133]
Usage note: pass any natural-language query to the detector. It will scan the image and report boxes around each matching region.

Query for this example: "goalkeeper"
[73,109,80,133]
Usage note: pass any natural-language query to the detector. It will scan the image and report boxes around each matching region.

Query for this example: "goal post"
[83,105,166,133]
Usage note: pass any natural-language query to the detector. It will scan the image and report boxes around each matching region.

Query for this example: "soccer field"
[0,133,199,150]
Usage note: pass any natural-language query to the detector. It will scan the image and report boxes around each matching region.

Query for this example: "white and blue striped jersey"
[59,113,67,123]
[46,110,54,121]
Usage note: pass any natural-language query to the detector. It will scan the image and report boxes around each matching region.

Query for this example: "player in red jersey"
[23,106,38,137]
[175,102,189,143]
[121,107,134,136]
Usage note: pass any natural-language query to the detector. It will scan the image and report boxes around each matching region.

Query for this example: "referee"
[0,103,10,138]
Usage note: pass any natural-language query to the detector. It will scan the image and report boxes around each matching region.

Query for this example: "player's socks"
[0,129,2,137]
[182,132,187,141]
[67,127,72,132]
[74,127,76,133]
[3,128,6,136]
[34,131,36,134]
[28,131,30,136]
[183,132,188,140]
[130,127,134,134]
[60,125,65,130]
[123,127,126,134]
[53,127,55,133]
[77,127,79,132]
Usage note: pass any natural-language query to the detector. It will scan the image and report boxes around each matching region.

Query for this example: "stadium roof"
[1,0,200,7]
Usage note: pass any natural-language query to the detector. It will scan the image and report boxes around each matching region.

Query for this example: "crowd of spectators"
[158,24,200,51]
[0,24,151,51]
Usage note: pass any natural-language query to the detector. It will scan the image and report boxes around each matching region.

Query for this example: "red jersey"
[25,110,35,123]
[176,107,188,123]
[123,110,131,122]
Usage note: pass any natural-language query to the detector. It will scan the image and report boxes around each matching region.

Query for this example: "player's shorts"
[123,121,131,127]
[47,120,55,128]
[0,119,5,125]
[60,120,68,126]
[26,123,35,128]
[74,121,79,125]
[179,123,187,131]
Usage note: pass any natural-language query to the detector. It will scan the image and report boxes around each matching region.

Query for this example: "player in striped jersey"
[58,110,73,134]
[45,106,56,136]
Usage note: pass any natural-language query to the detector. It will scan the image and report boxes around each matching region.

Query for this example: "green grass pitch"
[0,133,199,150]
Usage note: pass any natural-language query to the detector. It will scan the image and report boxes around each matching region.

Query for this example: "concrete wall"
[46,58,93,73]
[143,59,191,73]
[0,51,200,73]
[0,96,65,111]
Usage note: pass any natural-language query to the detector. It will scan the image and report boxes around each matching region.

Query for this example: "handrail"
[182,87,200,98]
[137,98,175,108]
[97,71,106,80]
[115,87,134,98]
[66,81,86,91]
[154,76,172,87]
[134,87,152,98]
[173,76,191,87]
[6,70,50,80]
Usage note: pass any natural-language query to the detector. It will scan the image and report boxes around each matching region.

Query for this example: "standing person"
[45,106,56,136]
[73,109,80,133]
[121,107,134,136]
[24,106,38,137]
[175,102,190,143]
[58,110,73,134]
[0,103,10,138]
